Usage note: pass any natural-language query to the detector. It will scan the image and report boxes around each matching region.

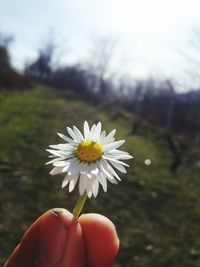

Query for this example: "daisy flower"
[46,121,133,198]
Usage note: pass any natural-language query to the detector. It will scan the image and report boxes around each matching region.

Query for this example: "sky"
[1,0,200,90]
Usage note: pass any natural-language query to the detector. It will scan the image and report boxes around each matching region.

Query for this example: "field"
[0,86,200,267]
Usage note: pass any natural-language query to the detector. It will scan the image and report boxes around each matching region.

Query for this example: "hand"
[4,209,119,267]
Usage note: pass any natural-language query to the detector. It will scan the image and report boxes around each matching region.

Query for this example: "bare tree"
[0,32,14,68]
[178,28,200,136]
[178,28,200,87]
[0,32,13,47]
[85,36,118,98]
[24,32,56,81]
[161,80,182,173]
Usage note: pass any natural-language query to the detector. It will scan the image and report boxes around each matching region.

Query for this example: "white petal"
[112,154,133,160]
[90,124,96,139]
[87,163,99,174]
[46,149,63,157]
[108,160,127,173]
[93,122,102,141]
[87,191,93,198]
[99,173,107,192]
[79,174,87,195]
[61,164,70,172]
[105,160,121,181]
[85,177,93,196]
[57,133,76,144]
[73,126,84,142]
[49,149,74,156]
[67,160,82,175]
[107,176,118,184]
[85,173,92,179]
[50,166,63,175]
[69,174,79,192]
[48,155,57,158]
[108,150,133,160]
[49,144,74,150]
[90,167,99,175]
[103,156,129,167]
[62,173,78,188]
[53,161,70,167]
[98,160,114,180]
[67,127,80,142]
[83,121,90,139]
[46,157,66,165]
[47,149,72,158]
[60,154,76,161]
[102,129,116,144]
[92,179,99,197]
[80,163,91,173]
[61,158,77,172]
[100,130,106,141]
[69,173,80,181]
[103,140,125,151]
[62,176,70,188]
[108,149,129,155]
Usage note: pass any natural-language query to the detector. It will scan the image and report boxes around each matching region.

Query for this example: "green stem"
[72,192,87,219]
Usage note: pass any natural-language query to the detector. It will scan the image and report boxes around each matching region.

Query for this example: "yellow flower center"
[76,140,103,162]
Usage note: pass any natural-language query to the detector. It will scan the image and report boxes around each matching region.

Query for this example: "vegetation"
[0,35,28,90]
[0,86,200,267]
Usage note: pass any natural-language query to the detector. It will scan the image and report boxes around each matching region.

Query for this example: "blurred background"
[0,0,200,266]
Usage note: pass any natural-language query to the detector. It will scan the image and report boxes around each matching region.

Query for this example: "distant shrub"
[0,46,30,90]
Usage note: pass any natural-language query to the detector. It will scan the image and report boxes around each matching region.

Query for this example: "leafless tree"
[85,36,118,98]
[24,31,56,81]
[0,32,14,68]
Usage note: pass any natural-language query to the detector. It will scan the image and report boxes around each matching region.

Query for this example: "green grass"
[0,85,200,267]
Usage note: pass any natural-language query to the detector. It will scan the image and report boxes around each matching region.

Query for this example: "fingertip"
[79,213,119,267]
[37,209,87,267]
[4,209,75,267]
[36,209,71,265]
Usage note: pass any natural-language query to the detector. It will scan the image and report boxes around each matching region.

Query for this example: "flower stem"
[72,192,87,219]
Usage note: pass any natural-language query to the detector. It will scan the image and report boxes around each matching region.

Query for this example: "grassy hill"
[0,85,200,267]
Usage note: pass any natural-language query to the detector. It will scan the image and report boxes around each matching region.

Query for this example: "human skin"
[4,209,119,267]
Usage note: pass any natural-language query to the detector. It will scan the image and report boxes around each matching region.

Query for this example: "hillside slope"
[0,86,200,267]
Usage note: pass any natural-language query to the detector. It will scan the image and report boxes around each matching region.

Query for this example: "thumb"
[79,213,119,267]
[4,209,87,267]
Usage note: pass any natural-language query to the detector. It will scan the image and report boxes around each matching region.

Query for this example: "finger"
[79,213,119,267]
[4,209,87,267]
[55,209,86,267]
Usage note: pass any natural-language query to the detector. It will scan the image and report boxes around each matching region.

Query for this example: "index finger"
[79,213,119,267]
[4,209,86,267]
